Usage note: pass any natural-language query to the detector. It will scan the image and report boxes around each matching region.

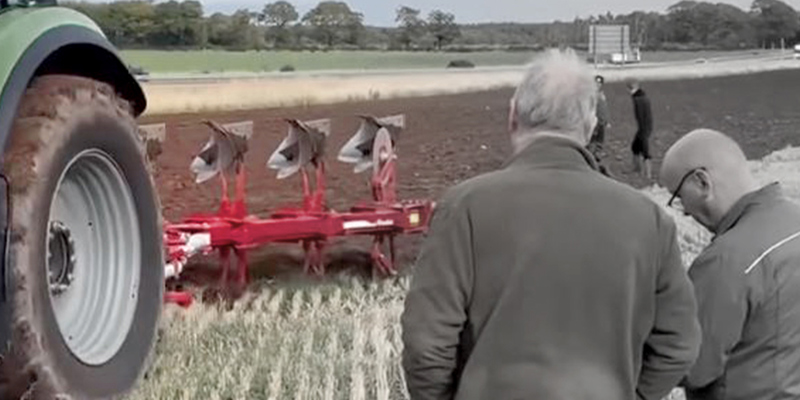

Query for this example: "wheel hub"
[46,149,142,366]
[48,220,76,296]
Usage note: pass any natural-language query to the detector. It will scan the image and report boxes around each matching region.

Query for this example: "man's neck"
[511,130,583,155]
[712,181,768,234]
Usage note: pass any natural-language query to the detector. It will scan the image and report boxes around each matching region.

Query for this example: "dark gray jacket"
[632,89,653,137]
[401,134,701,400]
[681,182,800,400]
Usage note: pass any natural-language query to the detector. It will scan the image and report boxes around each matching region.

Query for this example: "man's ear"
[696,169,713,197]
[508,98,518,133]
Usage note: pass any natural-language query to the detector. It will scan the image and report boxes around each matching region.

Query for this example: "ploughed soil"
[140,68,800,290]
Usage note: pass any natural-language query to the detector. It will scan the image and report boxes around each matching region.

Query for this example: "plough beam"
[155,114,434,306]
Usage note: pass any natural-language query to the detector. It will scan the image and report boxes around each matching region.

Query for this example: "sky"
[87,0,800,26]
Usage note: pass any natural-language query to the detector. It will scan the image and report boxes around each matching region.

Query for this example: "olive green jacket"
[401,133,701,400]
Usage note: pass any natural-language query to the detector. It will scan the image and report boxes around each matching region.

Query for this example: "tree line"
[61,0,800,51]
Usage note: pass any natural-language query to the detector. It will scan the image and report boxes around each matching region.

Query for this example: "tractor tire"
[0,75,163,399]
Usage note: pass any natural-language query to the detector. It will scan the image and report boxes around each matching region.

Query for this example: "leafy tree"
[709,3,755,48]
[302,1,364,48]
[395,6,425,50]
[56,0,800,52]
[665,1,752,47]
[427,9,460,50]
[666,1,702,42]
[107,1,157,46]
[750,0,799,47]
[205,9,260,50]
[261,1,298,27]
[149,1,204,47]
[260,1,299,47]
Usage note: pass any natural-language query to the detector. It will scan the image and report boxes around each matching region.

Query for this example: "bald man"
[402,48,701,400]
[660,129,800,400]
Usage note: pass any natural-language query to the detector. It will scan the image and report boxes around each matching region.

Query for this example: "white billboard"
[589,24,636,63]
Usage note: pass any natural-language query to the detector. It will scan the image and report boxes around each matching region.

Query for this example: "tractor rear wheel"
[0,75,163,399]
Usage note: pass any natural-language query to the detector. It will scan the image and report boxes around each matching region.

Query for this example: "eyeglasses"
[667,167,706,208]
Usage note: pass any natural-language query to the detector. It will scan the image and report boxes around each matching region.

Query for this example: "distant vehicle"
[587,48,641,65]
[794,44,800,59]
[129,64,150,81]
[610,48,641,65]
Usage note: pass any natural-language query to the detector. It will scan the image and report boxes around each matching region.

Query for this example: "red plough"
[153,115,435,307]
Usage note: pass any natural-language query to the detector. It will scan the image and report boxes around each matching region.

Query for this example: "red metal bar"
[167,203,431,248]
[372,148,396,204]
[165,291,194,308]
[162,116,436,306]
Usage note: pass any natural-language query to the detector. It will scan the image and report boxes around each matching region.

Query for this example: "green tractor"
[0,1,163,399]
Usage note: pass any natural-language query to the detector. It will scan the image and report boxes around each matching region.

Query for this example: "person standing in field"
[661,128,800,400]
[400,48,701,400]
[626,77,653,180]
[588,74,610,156]
[588,74,613,177]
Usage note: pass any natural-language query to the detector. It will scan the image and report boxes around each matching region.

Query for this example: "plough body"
[141,114,435,307]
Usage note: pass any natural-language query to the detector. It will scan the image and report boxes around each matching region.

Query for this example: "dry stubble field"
[137,55,800,115]
[127,67,800,399]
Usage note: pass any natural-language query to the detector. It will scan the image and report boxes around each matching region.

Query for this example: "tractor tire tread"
[0,74,162,400]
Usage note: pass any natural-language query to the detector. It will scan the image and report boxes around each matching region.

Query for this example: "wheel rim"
[46,149,141,366]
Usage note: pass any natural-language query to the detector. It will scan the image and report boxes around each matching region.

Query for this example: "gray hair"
[511,48,598,144]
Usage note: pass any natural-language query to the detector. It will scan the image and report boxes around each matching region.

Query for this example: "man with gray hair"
[401,48,701,400]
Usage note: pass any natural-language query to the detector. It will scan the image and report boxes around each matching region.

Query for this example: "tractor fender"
[0,10,147,150]
[0,7,146,351]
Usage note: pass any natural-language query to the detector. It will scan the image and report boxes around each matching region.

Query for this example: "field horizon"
[137,53,800,116]
[124,48,788,75]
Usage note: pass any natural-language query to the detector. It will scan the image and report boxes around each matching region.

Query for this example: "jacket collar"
[501,132,599,172]
[714,182,782,235]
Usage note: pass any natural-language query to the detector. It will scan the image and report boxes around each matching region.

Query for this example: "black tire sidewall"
[17,104,162,397]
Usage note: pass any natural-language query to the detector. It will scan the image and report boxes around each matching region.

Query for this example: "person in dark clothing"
[626,77,653,180]
[400,48,701,400]
[661,128,800,400]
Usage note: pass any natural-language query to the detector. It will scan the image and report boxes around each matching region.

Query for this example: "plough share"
[140,114,435,307]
